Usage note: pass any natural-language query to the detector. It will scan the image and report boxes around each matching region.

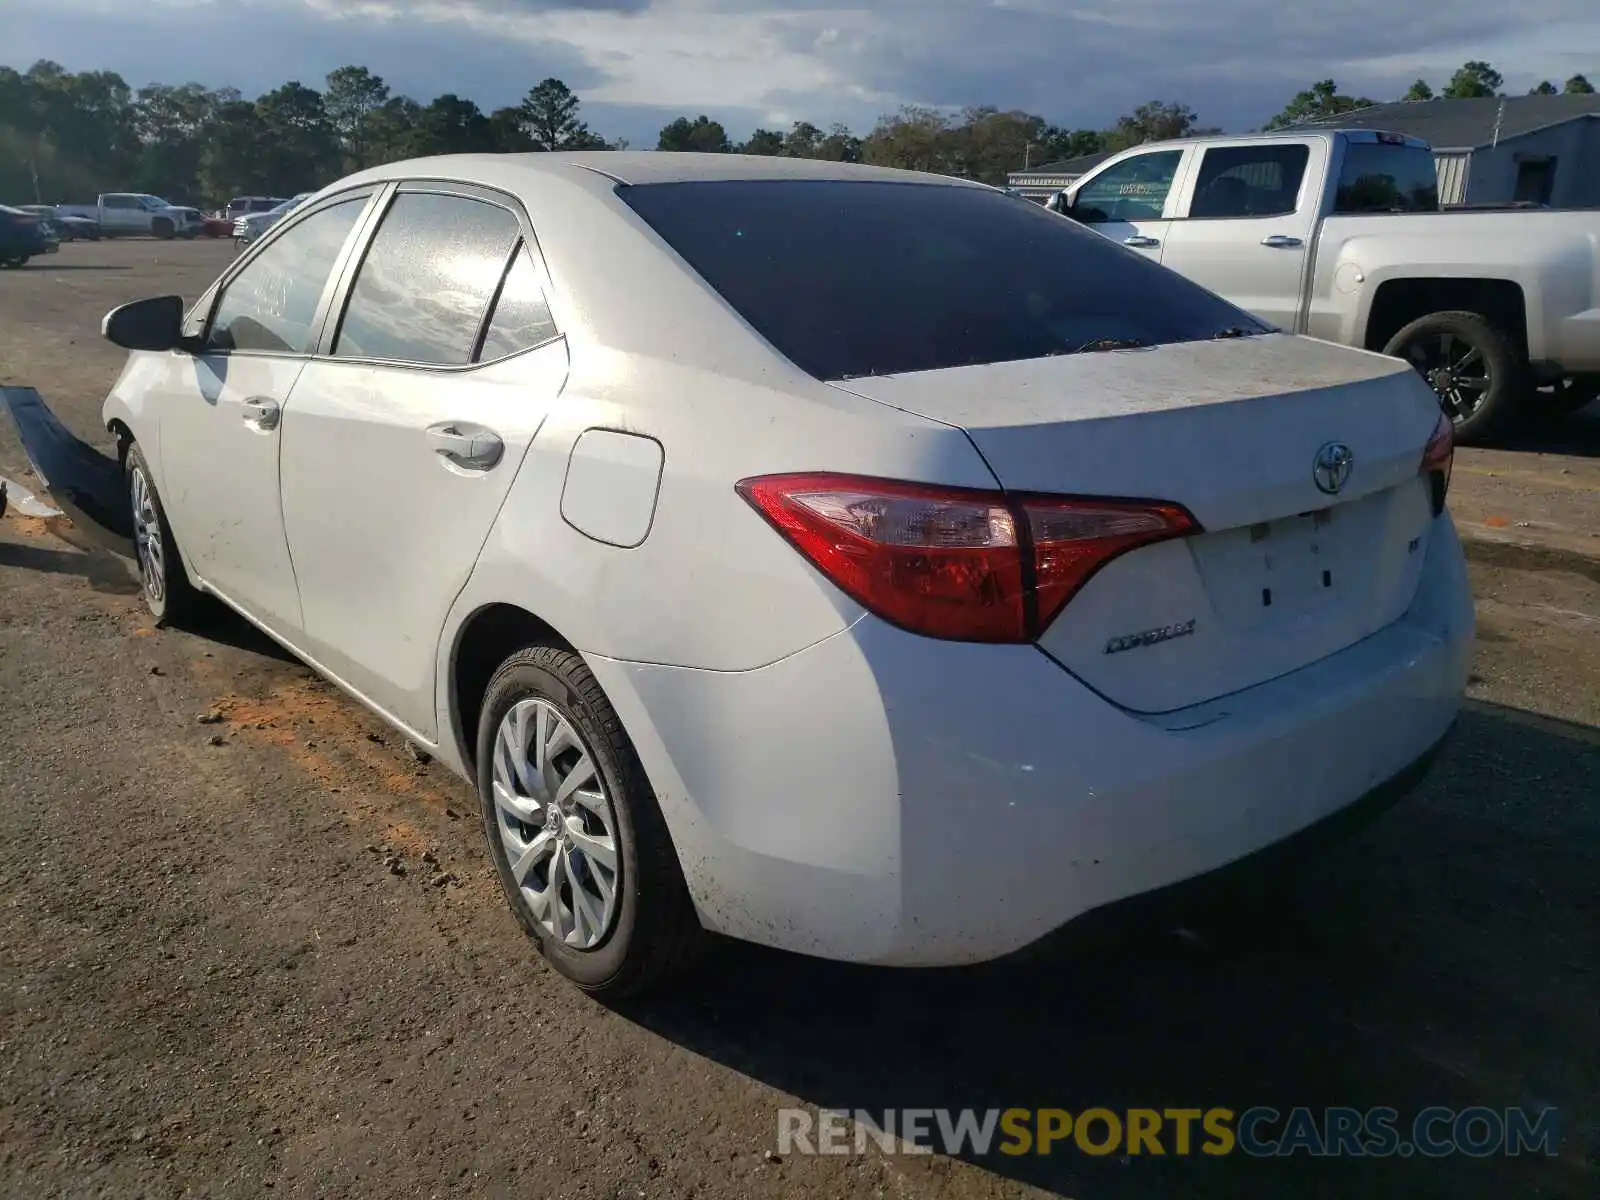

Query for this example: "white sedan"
[84,153,1470,996]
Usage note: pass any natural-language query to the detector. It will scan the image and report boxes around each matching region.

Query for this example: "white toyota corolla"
[77,153,1470,996]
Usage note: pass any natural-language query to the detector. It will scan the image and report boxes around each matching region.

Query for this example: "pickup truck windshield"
[1334,144,1440,213]
[618,179,1269,380]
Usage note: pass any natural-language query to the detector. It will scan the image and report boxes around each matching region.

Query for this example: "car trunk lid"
[832,333,1442,713]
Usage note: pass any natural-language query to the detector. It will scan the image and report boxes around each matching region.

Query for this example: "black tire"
[476,645,704,998]
[0,254,27,268]
[1383,310,1525,445]
[1534,374,1600,417]
[151,217,175,240]
[126,442,202,625]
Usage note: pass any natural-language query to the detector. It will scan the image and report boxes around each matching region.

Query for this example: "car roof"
[338,151,989,191]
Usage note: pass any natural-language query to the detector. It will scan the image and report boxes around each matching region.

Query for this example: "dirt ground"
[2,239,1597,1199]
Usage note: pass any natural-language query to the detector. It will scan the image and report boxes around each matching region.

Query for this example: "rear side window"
[1335,143,1440,213]
[1188,145,1309,218]
[617,179,1267,381]
[477,243,559,361]
[334,192,521,366]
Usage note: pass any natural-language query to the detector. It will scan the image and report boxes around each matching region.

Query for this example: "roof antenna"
[1490,97,1505,149]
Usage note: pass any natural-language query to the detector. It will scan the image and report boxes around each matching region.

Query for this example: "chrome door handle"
[1261,235,1302,248]
[426,422,503,471]
[1123,235,1160,248]
[241,396,280,430]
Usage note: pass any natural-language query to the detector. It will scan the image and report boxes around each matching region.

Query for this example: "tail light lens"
[736,472,1199,643]
[1420,410,1454,515]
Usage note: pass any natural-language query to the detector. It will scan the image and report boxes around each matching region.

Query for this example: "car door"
[99,195,140,235]
[1157,139,1320,331]
[155,190,377,638]
[278,184,567,739]
[1064,148,1190,263]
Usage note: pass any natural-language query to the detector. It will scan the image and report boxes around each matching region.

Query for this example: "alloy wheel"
[130,466,165,606]
[1403,331,1491,423]
[491,698,620,950]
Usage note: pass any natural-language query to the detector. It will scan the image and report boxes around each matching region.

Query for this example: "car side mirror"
[102,295,195,353]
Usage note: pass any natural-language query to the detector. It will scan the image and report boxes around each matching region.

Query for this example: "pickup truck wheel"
[1535,374,1600,416]
[127,443,202,625]
[151,217,175,240]
[476,645,706,998]
[1384,311,1525,445]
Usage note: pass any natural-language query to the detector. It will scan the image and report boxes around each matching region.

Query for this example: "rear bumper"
[586,515,1473,966]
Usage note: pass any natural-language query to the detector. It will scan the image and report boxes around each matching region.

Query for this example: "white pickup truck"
[1048,129,1600,441]
[55,194,205,241]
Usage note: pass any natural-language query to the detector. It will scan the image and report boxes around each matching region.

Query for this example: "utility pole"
[29,158,41,204]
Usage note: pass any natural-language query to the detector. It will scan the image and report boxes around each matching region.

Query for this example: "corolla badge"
[1312,441,1354,495]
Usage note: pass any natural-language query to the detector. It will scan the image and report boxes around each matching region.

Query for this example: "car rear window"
[615,179,1268,380]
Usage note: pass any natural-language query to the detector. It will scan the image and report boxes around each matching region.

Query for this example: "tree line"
[1,58,1593,209]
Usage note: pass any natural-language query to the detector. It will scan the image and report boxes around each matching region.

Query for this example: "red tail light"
[1420,410,1454,515]
[736,472,1199,643]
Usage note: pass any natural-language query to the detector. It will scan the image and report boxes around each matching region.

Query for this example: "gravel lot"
[2,238,1597,1199]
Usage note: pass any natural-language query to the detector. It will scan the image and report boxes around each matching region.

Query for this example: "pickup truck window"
[1072,150,1183,223]
[102,196,136,210]
[1334,143,1440,213]
[1188,145,1309,219]
[618,178,1268,381]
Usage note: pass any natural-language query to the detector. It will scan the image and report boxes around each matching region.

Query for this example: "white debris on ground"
[0,474,66,520]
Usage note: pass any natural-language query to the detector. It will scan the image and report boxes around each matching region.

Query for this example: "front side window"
[333,192,521,366]
[477,243,560,361]
[206,197,367,354]
[1072,150,1184,222]
[103,196,135,210]
[1187,144,1310,218]
[618,178,1267,381]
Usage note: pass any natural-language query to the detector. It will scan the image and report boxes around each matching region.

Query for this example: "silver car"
[233,192,314,249]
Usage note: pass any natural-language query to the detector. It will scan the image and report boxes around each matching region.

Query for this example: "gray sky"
[7,0,1598,146]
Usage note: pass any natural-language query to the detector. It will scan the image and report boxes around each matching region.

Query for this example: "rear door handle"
[1261,235,1302,248]
[241,396,280,430]
[426,422,504,471]
[1123,235,1160,248]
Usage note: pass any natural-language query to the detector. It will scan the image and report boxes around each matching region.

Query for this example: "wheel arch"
[448,602,575,777]
[1363,277,1530,363]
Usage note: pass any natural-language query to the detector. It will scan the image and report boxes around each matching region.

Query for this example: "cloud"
[5,0,1597,146]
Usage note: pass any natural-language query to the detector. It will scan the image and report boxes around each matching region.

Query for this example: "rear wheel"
[1534,374,1600,417]
[127,443,202,625]
[476,645,705,998]
[0,253,28,268]
[1383,310,1525,445]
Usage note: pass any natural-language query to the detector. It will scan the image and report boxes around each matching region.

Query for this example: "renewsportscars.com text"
[777,1105,1560,1159]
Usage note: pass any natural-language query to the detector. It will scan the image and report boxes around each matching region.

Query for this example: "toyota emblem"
[1312,442,1354,496]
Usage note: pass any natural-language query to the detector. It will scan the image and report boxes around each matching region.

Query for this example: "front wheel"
[1383,310,1525,445]
[476,645,705,998]
[126,443,202,625]
[151,217,175,240]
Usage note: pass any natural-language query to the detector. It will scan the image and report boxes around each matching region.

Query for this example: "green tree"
[1530,80,1558,95]
[781,120,823,156]
[324,66,390,170]
[361,96,424,164]
[1565,74,1595,94]
[1442,61,1503,99]
[740,128,784,155]
[1103,100,1201,151]
[1403,79,1435,101]
[657,114,731,152]
[1265,79,1376,129]
[814,123,862,162]
[254,81,337,193]
[488,106,535,152]
[519,78,608,151]
[408,93,493,156]
[199,99,269,199]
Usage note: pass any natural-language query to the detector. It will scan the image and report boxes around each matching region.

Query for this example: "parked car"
[16,204,100,241]
[0,204,58,266]
[1047,129,1600,439]
[6,154,1471,998]
[55,193,205,240]
[233,192,314,247]
[224,195,288,223]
